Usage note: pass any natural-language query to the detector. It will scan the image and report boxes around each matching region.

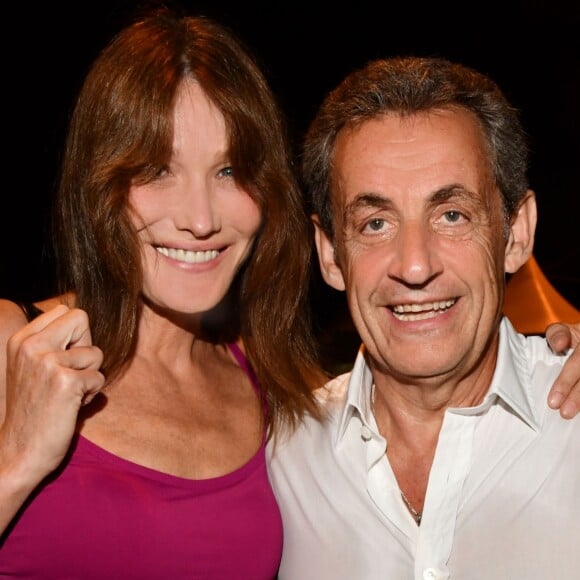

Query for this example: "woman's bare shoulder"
[0,299,29,340]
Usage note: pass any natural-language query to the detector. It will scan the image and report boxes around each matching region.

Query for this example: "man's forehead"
[331,109,491,204]
[334,108,485,159]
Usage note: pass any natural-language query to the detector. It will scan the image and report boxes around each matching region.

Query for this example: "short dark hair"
[303,56,529,238]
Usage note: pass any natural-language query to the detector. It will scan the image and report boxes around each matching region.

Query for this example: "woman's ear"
[505,189,537,274]
[312,215,346,292]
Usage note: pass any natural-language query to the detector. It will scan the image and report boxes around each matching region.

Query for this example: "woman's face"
[129,80,261,316]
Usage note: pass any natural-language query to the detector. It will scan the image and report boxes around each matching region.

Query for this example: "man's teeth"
[155,247,219,264]
[392,299,456,321]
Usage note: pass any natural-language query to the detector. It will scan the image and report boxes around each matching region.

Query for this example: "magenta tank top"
[0,343,282,579]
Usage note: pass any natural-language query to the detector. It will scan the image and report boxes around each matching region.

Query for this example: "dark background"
[3,0,579,353]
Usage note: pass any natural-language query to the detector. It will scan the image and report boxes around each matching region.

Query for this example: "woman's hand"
[0,304,105,532]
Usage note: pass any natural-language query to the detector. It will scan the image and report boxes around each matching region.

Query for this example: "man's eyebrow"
[429,184,475,204]
[344,193,392,219]
[342,184,477,221]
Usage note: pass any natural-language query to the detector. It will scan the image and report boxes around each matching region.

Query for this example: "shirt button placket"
[361,426,372,441]
[423,567,445,580]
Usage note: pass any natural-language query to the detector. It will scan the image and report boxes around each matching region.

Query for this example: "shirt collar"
[335,317,540,445]
[482,317,540,430]
[336,345,375,444]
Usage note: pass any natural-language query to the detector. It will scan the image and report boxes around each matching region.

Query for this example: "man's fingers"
[545,321,580,418]
[545,323,572,354]
[548,345,580,418]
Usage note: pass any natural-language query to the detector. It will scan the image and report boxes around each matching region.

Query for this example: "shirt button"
[361,426,372,441]
[423,568,443,580]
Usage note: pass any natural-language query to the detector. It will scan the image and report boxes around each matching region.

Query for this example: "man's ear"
[312,214,346,291]
[504,189,537,274]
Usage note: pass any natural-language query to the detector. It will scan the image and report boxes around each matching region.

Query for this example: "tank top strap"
[227,342,259,392]
[227,342,270,421]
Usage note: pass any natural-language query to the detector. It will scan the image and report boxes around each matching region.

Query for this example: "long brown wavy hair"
[53,7,326,434]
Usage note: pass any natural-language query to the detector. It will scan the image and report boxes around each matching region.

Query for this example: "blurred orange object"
[504,255,580,335]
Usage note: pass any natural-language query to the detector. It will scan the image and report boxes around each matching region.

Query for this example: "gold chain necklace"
[371,384,423,526]
[400,490,422,525]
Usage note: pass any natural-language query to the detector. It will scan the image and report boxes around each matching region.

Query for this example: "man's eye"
[443,211,463,223]
[366,218,385,231]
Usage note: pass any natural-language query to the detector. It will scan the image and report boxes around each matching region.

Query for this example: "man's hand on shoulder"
[546,322,580,418]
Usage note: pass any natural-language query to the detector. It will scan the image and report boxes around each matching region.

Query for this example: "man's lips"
[390,298,457,321]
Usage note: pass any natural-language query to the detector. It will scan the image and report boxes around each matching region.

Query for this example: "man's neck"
[369,340,499,520]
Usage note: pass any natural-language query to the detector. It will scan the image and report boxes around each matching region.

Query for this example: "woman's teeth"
[156,246,219,264]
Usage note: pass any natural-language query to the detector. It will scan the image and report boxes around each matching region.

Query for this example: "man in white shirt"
[268,56,579,579]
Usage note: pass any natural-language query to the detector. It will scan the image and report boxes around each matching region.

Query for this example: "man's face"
[315,109,532,384]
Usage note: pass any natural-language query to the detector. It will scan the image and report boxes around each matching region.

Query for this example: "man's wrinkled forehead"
[328,109,493,207]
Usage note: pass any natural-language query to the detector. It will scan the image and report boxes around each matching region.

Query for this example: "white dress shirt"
[268,318,580,579]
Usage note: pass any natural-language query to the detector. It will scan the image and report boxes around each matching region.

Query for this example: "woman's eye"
[218,166,234,178]
[154,165,170,179]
